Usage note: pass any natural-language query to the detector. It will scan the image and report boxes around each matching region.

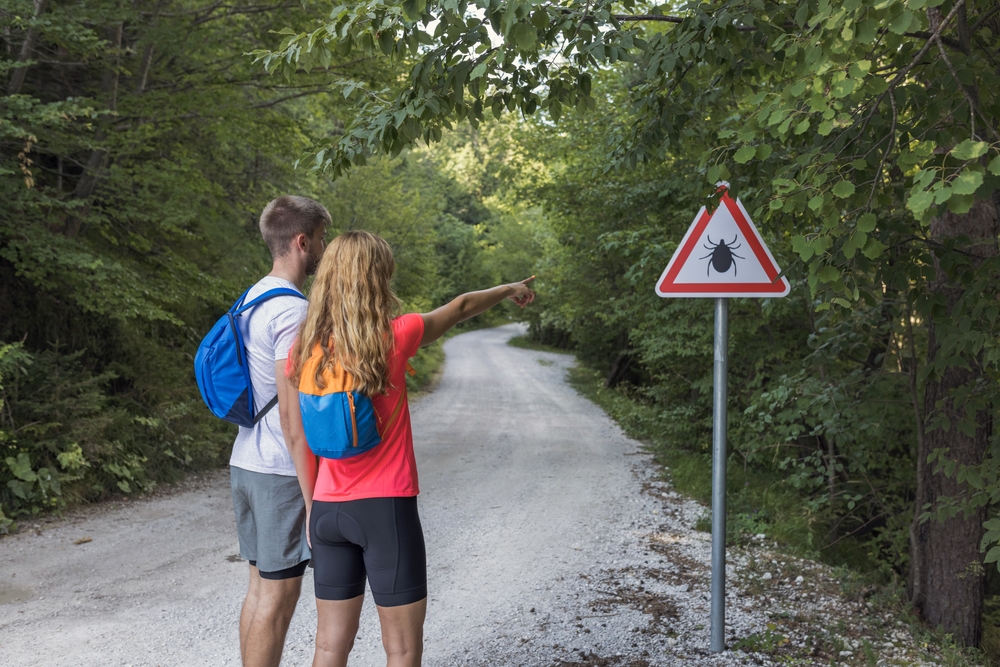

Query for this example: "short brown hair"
[259,195,331,259]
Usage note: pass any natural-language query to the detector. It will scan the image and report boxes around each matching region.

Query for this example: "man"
[230,195,328,667]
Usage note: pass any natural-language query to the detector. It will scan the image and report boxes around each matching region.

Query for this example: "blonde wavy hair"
[291,230,400,396]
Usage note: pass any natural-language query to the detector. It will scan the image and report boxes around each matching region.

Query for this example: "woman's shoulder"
[392,313,425,355]
[392,312,424,331]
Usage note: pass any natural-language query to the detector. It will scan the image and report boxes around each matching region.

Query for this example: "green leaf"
[832,180,856,198]
[792,235,814,260]
[817,120,834,136]
[907,189,935,216]
[889,9,914,35]
[549,100,562,122]
[951,168,984,195]
[402,0,420,20]
[379,30,394,56]
[511,23,536,51]
[831,79,856,99]
[982,518,1000,551]
[862,237,887,260]
[989,155,1000,175]
[811,235,832,256]
[794,119,810,135]
[707,163,730,183]
[734,145,756,164]
[856,213,877,233]
[951,140,989,161]
[470,54,493,79]
[985,545,1000,565]
[6,453,37,482]
[756,144,773,160]
[816,266,840,283]
[948,193,976,214]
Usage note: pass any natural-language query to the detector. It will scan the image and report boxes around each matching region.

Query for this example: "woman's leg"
[313,595,365,667]
[310,502,368,667]
[376,597,427,667]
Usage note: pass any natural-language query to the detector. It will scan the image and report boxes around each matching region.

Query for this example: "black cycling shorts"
[249,559,309,581]
[310,496,427,607]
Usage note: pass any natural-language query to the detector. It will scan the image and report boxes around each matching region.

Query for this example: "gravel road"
[0,324,937,667]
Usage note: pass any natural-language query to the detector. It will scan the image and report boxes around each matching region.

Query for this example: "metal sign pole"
[710,297,729,653]
[655,185,789,653]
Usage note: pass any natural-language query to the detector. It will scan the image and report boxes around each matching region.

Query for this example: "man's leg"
[242,564,304,667]
[239,565,261,663]
[313,595,365,667]
[231,467,310,666]
[376,598,426,667]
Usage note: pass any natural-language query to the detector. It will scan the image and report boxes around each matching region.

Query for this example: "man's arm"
[420,276,535,347]
[275,361,317,539]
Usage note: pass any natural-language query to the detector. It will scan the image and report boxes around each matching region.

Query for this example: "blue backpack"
[194,286,306,427]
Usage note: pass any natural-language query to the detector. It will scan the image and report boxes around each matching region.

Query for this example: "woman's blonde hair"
[291,230,400,395]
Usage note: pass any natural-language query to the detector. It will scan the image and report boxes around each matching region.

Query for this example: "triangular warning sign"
[655,191,790,298]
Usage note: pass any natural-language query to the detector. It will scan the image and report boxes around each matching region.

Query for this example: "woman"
[284,230,535,667]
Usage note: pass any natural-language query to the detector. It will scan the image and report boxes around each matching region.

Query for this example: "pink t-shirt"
[287,313,424,501]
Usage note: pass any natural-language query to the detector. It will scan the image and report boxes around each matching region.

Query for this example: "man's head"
[259,195,331,275]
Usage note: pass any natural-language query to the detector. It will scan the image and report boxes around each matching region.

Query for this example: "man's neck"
[268,260,306,291]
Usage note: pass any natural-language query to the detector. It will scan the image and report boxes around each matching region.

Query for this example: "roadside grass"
[564,362,835,561]
[524,343,995,667]
[406,339,445,399]
[506,334,570,355]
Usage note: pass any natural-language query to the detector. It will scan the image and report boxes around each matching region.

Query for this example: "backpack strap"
[379,384,407,436]
[378,363,418,436]
[231,286,254,312]
[252,394,279,425]
[232,286,307,425]
[234,287,306,315]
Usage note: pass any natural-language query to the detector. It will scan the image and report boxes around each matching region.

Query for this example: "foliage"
[0,1,524,521]
[562,358,835,559]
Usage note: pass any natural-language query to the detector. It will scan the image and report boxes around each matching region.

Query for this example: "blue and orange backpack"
[297,343,414,459]
[194,286,306,427]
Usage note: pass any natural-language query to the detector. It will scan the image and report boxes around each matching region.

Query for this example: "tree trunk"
[133,0,168,95]
[605,331,632,388]
[64,22,122,238]
[909,197,996,647]
[6,0,48,95]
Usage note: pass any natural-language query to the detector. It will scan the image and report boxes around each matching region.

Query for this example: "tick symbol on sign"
[700,236,745,276]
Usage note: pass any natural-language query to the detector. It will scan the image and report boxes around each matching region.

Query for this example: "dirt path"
[1,325,936,667]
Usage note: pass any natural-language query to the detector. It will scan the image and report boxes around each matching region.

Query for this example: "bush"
[0,341,231,531]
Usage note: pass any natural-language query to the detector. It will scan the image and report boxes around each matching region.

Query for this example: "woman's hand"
[306,507,312,549]
[505,276,536,308]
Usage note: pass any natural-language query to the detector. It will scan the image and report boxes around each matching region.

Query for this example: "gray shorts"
[230,466,310,575]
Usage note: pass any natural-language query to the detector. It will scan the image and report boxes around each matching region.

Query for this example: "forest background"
[3,0,1000,662]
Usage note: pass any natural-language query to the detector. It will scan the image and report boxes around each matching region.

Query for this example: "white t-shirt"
[229,276,308,476]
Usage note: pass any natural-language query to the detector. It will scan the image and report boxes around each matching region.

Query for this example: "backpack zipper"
[347,392,359,448]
